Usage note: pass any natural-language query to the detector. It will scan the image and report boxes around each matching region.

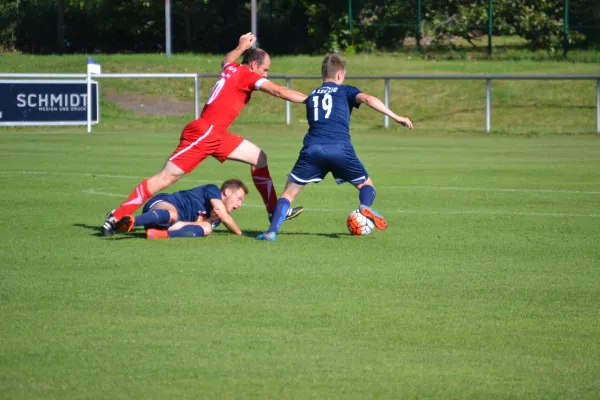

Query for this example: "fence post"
[165,0,172,58]
[488,0,493,56]
[286,78,291,125]
[251,0,258,47]
[194,74,199,119]
[384,79,390,128]
[486,79,492,133]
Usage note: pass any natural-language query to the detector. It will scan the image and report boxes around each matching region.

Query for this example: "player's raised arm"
[355,93,414,129]
[210,198,243,235]
[258,81,308,103]
[222,33,256,68]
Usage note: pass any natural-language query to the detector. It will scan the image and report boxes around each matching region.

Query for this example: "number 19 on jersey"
[312,93,332,121]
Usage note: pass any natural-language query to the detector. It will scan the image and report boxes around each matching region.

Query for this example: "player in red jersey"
[101,33,307,236]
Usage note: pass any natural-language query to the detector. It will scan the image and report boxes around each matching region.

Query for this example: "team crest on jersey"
[197,210,208,222]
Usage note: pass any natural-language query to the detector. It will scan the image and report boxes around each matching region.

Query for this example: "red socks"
[251,166,278,214]
[113,179,152,220]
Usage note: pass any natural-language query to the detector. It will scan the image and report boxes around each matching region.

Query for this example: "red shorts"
[168,119,244,173]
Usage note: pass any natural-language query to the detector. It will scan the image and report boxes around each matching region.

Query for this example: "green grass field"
[1,52,600,397]
[1,127,599,398]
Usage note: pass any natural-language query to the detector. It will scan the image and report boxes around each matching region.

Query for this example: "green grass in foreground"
[0,129,599,398]
[1,53,599,135]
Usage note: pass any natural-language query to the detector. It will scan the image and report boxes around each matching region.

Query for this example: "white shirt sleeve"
[254,78,268,90]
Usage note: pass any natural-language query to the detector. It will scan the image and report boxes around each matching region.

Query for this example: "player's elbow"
[362,94,378,105]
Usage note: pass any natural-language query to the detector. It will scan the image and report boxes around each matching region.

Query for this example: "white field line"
[81,189,600,218]
[0,170,213,183]
[3,170,600,195]
[384,185,600,195]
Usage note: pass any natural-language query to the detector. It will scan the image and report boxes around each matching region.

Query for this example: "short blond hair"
[220,179,249,195]
[321,54,346,79]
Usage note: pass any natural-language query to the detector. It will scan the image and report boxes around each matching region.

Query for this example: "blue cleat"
[256,232,277,241]
[359,205,388,230]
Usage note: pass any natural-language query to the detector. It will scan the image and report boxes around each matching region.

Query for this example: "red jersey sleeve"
[237,68,266,93]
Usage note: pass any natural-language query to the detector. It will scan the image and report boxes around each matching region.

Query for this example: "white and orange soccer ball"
[347,209,375,236]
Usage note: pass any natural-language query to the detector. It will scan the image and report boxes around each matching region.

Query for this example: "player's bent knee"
[356,178,374,190]
[202,223,213,236]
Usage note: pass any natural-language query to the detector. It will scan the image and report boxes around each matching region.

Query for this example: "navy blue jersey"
[303,82,361,146]
[168,184,222,222]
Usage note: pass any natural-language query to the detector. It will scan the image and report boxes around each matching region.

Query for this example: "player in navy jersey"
[256,54,414,241]
[113,179,248,239]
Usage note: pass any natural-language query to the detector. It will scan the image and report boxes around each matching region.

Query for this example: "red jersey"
[200,62,267,131]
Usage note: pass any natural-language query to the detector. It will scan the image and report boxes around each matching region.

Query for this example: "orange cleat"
[146,228,169,240]
[115,215,136,233]
[359,205,388,230]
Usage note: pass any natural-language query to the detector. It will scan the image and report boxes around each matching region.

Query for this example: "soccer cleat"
[115,215,135,233]
[285,206,304,221]
[146,228,169,240]
[256,232,277,241]
[359,205,388,230]
[268,206,305,222]
[101,209,117,237]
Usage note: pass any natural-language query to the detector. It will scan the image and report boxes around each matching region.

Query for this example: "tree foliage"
[0,0,598,54]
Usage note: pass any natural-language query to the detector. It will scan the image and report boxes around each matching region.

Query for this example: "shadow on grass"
[213,229,349,240]
[73,223,146,240]
[73,223,349,240]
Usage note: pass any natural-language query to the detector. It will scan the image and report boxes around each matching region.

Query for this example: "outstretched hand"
[395,116,414,130]
[239,32,256,49]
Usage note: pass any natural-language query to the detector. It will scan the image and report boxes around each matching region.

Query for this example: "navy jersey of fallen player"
[303,82,361,146]
[170,184,221,221]
[144,184,221,223]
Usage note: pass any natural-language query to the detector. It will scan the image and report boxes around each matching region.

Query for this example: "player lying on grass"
[101,32,305,237]
[113,179,248,239]
[256,54,414,241]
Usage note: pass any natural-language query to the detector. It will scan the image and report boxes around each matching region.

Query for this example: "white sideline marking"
[385,185,600,195]
[81,189,600,218]
[82,189,126,198]
[0,170,213,183]
[3,170,600,195]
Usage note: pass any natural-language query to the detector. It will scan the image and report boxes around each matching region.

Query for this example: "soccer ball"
[347,209,375,236]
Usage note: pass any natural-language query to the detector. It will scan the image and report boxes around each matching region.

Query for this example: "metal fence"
[1,73,599,133]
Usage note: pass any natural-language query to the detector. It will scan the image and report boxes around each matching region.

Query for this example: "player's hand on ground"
[239,33,256,49]
[395,116,414,130]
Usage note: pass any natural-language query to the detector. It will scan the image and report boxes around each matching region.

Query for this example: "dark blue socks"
[359,185,376,207]
[268,198,290,233]
[135,209,170,226]
[168,225,205,238]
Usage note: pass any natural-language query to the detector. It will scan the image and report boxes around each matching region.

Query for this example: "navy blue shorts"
[143,193,174,214]
[288,144,368,185]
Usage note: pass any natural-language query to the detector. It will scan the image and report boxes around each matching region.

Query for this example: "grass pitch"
[1,128,599,398]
